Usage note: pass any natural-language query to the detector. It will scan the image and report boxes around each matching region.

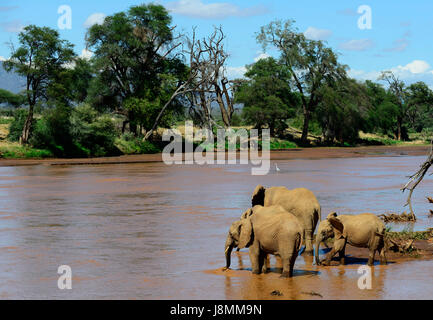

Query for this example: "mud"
[0,146,432,299]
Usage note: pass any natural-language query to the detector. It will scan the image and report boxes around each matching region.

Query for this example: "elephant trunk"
[315,234,323,265]
[224,234,235,269]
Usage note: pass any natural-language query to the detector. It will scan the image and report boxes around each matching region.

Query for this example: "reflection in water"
[0,155,431,299]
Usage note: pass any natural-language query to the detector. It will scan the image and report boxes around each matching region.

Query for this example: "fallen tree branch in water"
[401,141,433,221]
[379,212,416,222]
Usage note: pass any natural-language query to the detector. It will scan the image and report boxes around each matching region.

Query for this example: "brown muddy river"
[0,155,432,299]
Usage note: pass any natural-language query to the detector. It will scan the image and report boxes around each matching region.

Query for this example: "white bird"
[275,163,280,172]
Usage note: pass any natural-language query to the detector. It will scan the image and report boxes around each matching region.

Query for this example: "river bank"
[0,145,430,167]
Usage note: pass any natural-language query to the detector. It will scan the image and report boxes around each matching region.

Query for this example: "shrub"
[7,108,32,142]
[70,104,119,157]
[115,134,160,154]
[29,104,78,157]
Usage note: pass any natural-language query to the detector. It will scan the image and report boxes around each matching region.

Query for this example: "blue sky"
[1,0,433,86]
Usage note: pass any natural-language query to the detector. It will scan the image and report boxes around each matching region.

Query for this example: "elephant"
[315,212,387,266]
[224,205,303,278]
[251,185,321,256]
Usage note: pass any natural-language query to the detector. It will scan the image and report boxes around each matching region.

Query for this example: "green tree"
[234,57,299,136]
[86,4,186,136]
[257,20,347,144]
[378,71,407,140]
[3,25,76,144]
[363,80,400,136]
[405,82,433,132]
[316,78,369,143]
[0,88,25,107]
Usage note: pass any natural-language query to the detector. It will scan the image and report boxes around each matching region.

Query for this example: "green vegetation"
[387,231,431,241]
[0,144,53,159]
[0,4,432,159]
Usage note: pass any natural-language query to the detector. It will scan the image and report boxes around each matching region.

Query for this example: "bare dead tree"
[401,141,433,220]
[199,26,235,128]
[143,28,210,141]
[143,26,237,141]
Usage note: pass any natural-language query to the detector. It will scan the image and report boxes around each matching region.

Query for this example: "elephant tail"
[297,231,303,253]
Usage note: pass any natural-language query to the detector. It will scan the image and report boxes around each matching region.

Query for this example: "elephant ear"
[327,212,338,219]
[328,217,346,239]
[251,185,266,207]
[238,218,253,249]
[240,208,253,220]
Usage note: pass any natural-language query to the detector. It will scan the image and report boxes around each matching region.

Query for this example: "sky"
[1,0,433,86]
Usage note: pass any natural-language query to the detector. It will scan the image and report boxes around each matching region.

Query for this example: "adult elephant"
[251,185,321,255]
[224,205,303,277]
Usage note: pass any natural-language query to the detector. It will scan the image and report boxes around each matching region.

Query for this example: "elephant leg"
[260,253,268,274]
[368,249,376,266]
[249,246,261,274]
[280,255,294,278]
[303,228,314,256]
[378,243,387,265]
[321,248,337,266]
[339,244,346,265]
[322,239,345,266]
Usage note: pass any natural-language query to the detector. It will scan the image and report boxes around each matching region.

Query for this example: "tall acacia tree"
[86,4,186,135]
[235,57,298,135]
[378,71,407,140]
[3,25,75,144]
[257,20,347,144]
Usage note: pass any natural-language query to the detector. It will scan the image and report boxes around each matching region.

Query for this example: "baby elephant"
[315,212,386,266]
[224,205,303,278]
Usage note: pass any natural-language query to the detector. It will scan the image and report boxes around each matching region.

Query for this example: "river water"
[0,155,432,299]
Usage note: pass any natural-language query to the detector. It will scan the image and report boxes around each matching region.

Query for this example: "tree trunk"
[396,116,403,141]
[20,105,34,145]
[215,85,230,128]
[143,85,185,141]
[301,109,310,144]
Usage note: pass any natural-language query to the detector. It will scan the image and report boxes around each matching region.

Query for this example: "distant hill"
[0,62,26,94]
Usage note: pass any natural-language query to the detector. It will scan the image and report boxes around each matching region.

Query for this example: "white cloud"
[83,13,106,28]
[384,32,410,52]
[0,56,6,62]
[396,60,430,74]
[337,8,358,16]
[0,20,25,33]
[340,39,374,51]
[348,69,381,81]
[254,53,271,62]
[80,49,93,60]
[164,0,268,19]
[304,27,332,41]
[225,66,247,79]
[349,60,433,86]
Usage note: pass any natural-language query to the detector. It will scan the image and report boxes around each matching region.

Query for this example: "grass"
[114,136,161,155]
[359,131,431,146]
[270,139,298,150]
[0,144,53,159]
[0,121,54,159]
[386,231,431,241]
